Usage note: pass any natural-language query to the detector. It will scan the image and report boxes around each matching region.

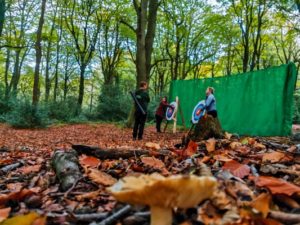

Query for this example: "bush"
[97,85,131,121]
[47,97,78,122]
[5,100,49,128]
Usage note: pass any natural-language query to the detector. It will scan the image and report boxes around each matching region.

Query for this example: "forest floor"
[0,123,300,225]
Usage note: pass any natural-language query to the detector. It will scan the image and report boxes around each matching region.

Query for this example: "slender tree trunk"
[0,0,5,37]
[63,52,69,101]
[32,0,46,106]
[77,64,86,112]
[45,41,52,102]
[4,48,10,99]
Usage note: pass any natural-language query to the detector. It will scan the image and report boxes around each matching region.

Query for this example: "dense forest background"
[0,0,299,127]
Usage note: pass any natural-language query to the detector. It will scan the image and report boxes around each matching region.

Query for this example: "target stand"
[163,96,186,133]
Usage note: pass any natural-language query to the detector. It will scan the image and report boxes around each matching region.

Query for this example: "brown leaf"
[79,155,101,168]
[6,183,23,192]
[145,142,161,151]
[141,157,169,175]
[222,160,250,178]
[262,151,287,163]
[184,140,198,157]
[205,138,216,152]
[0,189,34,205]
[253,142,266,150]
[0,208,11,223]
[230,142,242,150]
[251,193,271,218]
[75,190,101,201]
[251,176,300,196]
[17,165,41,175]
[87,168,117,186]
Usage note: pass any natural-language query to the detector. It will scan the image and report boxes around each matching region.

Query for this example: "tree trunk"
[4,48,10,99]
[32,0,46,106]
[0,0,5,37]
[134,0,159,87]
[45,41,52,102]
[77,64,86,111]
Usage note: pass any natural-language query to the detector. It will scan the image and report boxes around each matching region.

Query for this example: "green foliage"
[5,100,49,128]
[47,97,78,122]
[97,85,131,121]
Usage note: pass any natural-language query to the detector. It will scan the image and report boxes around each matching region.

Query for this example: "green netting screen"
[169,63,297,136]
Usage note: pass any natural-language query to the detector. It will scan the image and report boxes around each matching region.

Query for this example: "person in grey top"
[205,87,217,118]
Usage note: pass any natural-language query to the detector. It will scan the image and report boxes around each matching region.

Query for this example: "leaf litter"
[0,124,299,224]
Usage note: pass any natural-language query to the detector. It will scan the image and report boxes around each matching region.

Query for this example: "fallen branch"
[51,150,82,191]
[72,145,172,160]
[90,205,132,225]
[0,161,23,174]
[73,212,109,222]
[269,210,300,224]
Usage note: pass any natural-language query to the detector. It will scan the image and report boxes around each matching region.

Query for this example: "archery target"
[191,100,206,124]
[166,101,178,121]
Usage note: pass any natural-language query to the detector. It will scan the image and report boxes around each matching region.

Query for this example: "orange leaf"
[87,169,117,186]
[251,193,271,218]
[32,216,46,225]
[0,189,34,205]
[184,140,198,157]
[252,176,300,196]
[0,208,11,222]
[18,165,41,175]
[262,152,288,163]
[222,160,250,178]
[79,155,101,168]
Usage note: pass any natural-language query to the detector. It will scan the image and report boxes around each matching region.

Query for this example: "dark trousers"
[133,111,147,139]
[207,110,218,118]
[155,114,163,132]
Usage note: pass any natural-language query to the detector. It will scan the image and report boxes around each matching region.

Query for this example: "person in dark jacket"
[155,96,172,132]
[133,81,150,140]
[205,87,217,118]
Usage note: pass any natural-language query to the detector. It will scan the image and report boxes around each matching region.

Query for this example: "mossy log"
[51,150,82,191]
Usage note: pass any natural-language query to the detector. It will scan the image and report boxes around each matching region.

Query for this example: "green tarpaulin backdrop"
[169,63,297,136]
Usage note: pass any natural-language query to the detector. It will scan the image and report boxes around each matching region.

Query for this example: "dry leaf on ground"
[251,176,300,196]
[0,208,11,223]
[262,152,287,163]
[251,193,271,218]
[145,142,161,151]
[222,160,250,178]
[79,155,101,168]
[87,168,117,186]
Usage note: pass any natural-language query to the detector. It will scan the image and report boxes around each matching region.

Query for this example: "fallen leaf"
[6,183,23,192]
[230,142,242,150]
[79,155,101,168]
[0,212,42,225]
[251,193,271,218]
[224,132,232,139]
[0,208,11,223]
[145,142,161,151]
[184,140,198,157]
[213,154,232,162]
[206,138,216,152]
[141,157,168,174]
[31,217,46,225]
[222,160,250,178]
[262,152,286,163]
[0,189,34,205]
[253,142,266,150]
[17,165,41,175]
[87,168,117,186]
[75,190,101,201]
[251,176,300,196]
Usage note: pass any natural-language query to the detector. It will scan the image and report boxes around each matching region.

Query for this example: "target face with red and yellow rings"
[166,102,178,121]
[191,100,206,124]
